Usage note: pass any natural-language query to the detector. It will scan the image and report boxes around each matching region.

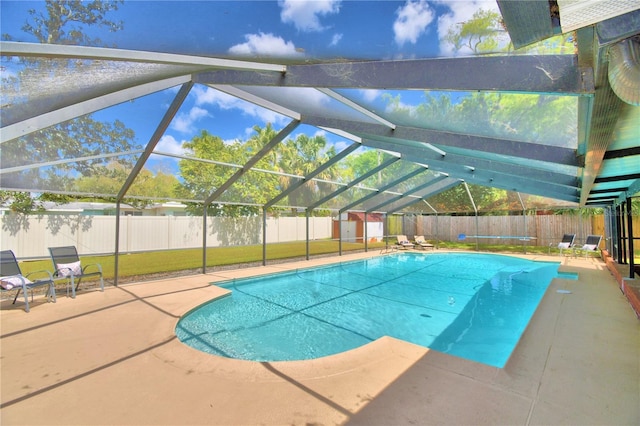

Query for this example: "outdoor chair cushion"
[558,242,571,249]
[56,261,82,277]
[1,275,31,290]
[582,244,597,251]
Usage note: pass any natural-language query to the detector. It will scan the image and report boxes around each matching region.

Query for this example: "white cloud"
[171,106,210,133]
[435,0,501,56]
[154,134,186,156]
[192,85,289,126]
[393,0,435,46]
[313,129,327,139]
[329,33,343,47]
[332,140,349,152]
[360,89,381,103]
[193,85,231,106]
[279,0,341,32]
[385,99,417,117]
[228,32,303,58]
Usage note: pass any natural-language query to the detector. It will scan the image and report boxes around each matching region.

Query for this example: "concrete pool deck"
[1,251,638,425]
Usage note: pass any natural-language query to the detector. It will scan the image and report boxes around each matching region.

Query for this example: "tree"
[74,162,180,208]
[176,130,236,213]
[2,117,136,185]
[425,184,472,213]
[378,7,578,215]
[443,8,574,55]
[345,149,379,179]
[444,9,505,54]
[238,123,283,205]
[433,6,577,142]
[1,1,136,213]
[20,0,123,46]
[176,128,284,217]
[175,126,350,216]
[276,133,338,212]
[328,149,380,209]
[0,191,46,215]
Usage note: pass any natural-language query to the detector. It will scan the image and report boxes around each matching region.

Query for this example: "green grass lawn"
[15,239,610,283]
[17,240,388,281]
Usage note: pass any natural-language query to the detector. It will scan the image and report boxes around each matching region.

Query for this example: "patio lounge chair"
[1,250,56,312]
[49,246,104,298]
[550,233,576,255]
[413,236,435,250]
[575,235,602,258]
[396,235,414,250]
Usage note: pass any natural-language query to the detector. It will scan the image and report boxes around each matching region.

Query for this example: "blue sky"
[2,1,502,174]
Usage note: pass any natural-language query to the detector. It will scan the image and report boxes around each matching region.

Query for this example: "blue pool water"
[176,253,560,367]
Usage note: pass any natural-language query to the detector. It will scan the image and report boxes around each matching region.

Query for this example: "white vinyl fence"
[1,215,333,259]
[1,212,602,260]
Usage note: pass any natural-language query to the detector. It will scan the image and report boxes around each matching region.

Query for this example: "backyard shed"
[333,212,384,243]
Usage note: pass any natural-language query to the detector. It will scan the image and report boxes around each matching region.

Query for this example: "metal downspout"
[606,206,616,258]
[604,207,609,254]
[616,203,624,263]
[626,198,635,279]
[622,201,628,264]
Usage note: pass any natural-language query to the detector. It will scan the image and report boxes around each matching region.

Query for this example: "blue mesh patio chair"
[1,250,56,312]
[49,246,104,298]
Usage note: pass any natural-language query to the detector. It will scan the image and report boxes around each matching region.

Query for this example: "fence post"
[262,208,267,266]
[364,213,368,252]
[114,204,121,286]
[202,209,207,273]
[339,213,343,256]
[305,210,310,261]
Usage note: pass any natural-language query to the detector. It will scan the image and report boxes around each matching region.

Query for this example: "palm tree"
[276,133,337,213]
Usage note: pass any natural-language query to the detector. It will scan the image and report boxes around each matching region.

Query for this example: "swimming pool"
[176,253,560,367]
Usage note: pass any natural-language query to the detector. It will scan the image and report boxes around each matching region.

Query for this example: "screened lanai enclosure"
[1,1,639,281]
